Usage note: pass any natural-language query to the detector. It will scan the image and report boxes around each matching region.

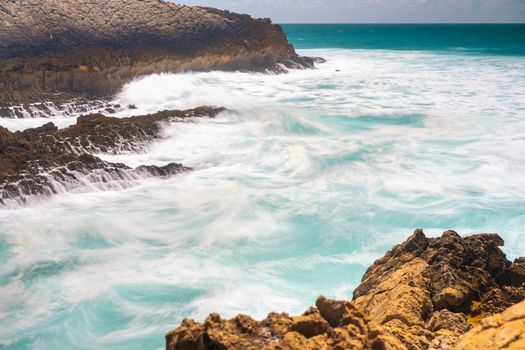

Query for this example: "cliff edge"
[0,0,319,110]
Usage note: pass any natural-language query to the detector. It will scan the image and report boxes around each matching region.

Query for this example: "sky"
[175,0,525,23]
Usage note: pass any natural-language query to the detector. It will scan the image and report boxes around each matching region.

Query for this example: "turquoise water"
[283,24,525,55]
[1,25,525,349]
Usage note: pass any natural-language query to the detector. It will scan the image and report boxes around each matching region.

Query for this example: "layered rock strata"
[0,0,321,114]
[0,107,224,206]
[166,230,525,350]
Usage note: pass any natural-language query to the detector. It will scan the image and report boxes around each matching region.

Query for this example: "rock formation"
[166,230,525,350]
[0,0,321,115]
[353,229,525,349]
[0,107,224,206]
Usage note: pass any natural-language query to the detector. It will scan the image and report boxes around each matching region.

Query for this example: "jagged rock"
[0,0,322,111]
[166,231,525,350]
[0,106,224,206]
[166,296,406,350]
[454,299,525,349]
[352,229,525,349]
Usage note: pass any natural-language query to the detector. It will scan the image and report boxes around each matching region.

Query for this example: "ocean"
[1,24,525,349]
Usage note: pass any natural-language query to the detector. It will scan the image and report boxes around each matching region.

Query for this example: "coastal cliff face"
[166,230,525,350]
[0,107,224,206]
[0,0,318,112]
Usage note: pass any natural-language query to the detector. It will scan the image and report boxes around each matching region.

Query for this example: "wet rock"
[0,125,16,151]
[0,0,321,109]
[0,107,223,206]
[0,99,126,118]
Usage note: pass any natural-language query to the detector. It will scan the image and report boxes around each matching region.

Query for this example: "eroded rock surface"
[353,230,525,349]
[0,0,321,112]
[454,299,525,350]
[0,107,224,206]
[166,230,525,350]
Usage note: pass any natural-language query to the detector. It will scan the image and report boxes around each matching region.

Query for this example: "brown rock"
[354,258,433,327]
[290,310,329,338]
[0,125,16,151]
[165,296,406,350]
[426,310,470,334]
[352,229,525,348]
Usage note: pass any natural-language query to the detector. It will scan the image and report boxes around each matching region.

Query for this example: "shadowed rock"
[0,0,323,113]
[165,230,525,350]
[0,107,224,206]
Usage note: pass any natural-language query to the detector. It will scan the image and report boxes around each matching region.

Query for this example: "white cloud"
[175,0,525,23]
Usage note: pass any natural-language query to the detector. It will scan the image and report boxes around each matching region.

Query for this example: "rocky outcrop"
[166,230,525,350]
[0,106,224,206]
[0,0,322,113]
[353,230,525,349]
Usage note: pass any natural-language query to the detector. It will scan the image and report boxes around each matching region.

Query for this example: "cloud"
[175,0,525,23]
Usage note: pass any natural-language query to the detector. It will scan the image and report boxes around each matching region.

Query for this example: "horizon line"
[277,22,525,25]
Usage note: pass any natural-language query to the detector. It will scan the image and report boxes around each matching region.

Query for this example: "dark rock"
[0,125,16,151]
[0,106,224,206]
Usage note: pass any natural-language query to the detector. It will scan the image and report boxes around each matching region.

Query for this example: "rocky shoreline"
[0,107,224,206]
[0,0,323,116]
[166,230,525,350]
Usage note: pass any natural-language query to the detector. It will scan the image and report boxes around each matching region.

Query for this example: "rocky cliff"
[166,230,525,350]
[0,0,320,112]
